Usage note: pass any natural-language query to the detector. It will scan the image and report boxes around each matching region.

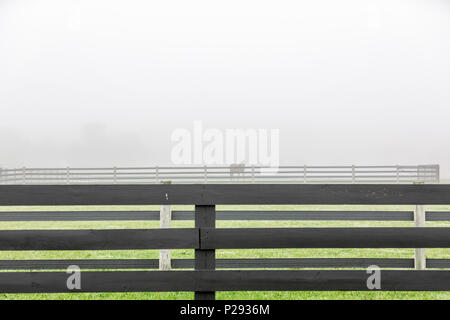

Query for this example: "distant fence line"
[0,164,440,184]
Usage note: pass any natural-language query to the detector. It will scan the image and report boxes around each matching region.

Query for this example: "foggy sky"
[1,0,449,177]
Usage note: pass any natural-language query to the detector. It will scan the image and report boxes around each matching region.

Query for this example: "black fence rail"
[0,184,450,299]
[1,210,450,221]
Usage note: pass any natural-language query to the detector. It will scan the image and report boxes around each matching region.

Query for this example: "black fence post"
[194,204,216,300]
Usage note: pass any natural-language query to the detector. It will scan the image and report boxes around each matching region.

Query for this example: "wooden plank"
[213,211,413,221]
[0,259,160,270]
[0,211,160,221]
[201,228,450,249]
[0,258,415,270]
[0,270,449,293]
[195,205,216,300]
[427,259,450,269]
[426,212,450,221]
[159,205,172,270]
[0,229,198,250]
[1,184,450,205]
[0,210,415,221]
[174,258,415,269]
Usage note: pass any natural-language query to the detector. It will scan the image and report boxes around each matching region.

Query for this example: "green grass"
[0,204,449,300]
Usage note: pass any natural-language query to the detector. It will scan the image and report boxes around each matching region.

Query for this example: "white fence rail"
[0,165,440,184]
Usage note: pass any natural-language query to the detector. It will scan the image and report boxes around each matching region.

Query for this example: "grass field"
[0,204,449,300]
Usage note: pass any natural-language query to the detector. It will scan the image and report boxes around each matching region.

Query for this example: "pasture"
[0,203,449,300]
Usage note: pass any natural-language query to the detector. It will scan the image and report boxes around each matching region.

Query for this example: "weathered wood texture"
[0,270,449,293]
[0,229,198,250]
[0,211,161,221]
[159,205,172,270]
[2,258,449,270]
[0,258,422,270]
[0,210,422,221]
[427,259,450,268]
[414,205,427,270]
[195,205,216,300]
[0,184,449,298]
[0,228,449,251]
[201,228,450,249]
[1,184,450,205]
[427,212,450,221]
[2,210,450,221]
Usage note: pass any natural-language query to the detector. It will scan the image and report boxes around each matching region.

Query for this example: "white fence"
[0,164,440,184]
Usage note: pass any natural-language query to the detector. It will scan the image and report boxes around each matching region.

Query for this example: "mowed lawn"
[0,204,449,300]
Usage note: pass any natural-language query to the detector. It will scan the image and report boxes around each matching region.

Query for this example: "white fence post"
[251,165,255,183]
[396,165,400,184]
[113,166,117,184]
[303,165,307,183]
[159,204,172,270]
[414,204,426,270]
[66,167,70,184]
[435,164,440,183]
[155,166,159,183]
[22,167,26,185]
[204,165,208,184]
[352,165,355,184]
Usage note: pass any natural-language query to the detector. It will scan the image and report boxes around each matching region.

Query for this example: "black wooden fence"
[0,184,450,299]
